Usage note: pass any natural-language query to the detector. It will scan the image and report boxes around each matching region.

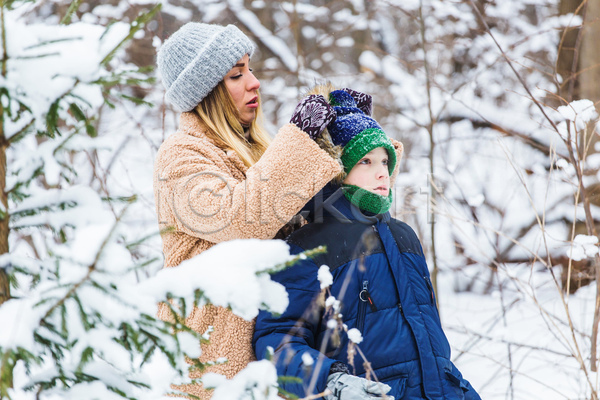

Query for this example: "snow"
[157,1,193,21]
[139,239,292,320]
[201,373,228,390]
[567,235,599,261]
[359,51,382,75]
[302,352,315,366]
[466,193,485,208]
[1,238,297,399]
[318,265,333,289]
[327,319,338,330]
[3,15,128,136]
[278,2,329,23]
[325,296,341,312]
[336,37,355,47]
[347,328,363,344]
[441,274,597,399]
[0,297,48,350]
[228,0,298,72]
[302,26,317,39]
[206,360,280,400]
[202,326,214,340]
[52,381,125,400]
[557,99,599,130]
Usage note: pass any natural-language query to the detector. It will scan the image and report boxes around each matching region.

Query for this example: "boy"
[253,88,481,400]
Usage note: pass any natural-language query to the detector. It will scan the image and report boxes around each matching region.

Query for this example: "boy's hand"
[290,94,336,140]
[325,372,394,400]
[341,88,373,116]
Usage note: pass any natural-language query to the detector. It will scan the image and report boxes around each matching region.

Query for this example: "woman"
[153,22,342,398]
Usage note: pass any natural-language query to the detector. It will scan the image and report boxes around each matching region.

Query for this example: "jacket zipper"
[357,280,377,332]
[360,280,378,312]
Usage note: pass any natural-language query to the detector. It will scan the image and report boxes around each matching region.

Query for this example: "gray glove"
[325,372,394,400]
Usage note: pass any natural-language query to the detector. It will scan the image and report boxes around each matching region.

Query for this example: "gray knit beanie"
[157,23,256,112]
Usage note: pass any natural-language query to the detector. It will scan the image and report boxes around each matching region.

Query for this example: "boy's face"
[343,147,390,196]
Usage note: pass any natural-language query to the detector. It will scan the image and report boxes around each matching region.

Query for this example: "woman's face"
[224,54,261,126]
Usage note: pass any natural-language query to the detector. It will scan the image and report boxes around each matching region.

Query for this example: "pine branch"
[59,0,82,25]
[39,205,129,323]
[99,4,161,67]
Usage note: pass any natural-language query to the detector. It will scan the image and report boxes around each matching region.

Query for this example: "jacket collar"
[300,183,390,224]
[179,112,224,147]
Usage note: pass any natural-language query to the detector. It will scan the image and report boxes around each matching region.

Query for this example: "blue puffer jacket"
[253,186,481,400]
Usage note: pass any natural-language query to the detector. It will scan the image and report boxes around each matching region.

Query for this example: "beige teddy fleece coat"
[153,111,343,398]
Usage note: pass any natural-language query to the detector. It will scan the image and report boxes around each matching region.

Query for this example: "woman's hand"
[290,94,336,140]
[341,88,373,116]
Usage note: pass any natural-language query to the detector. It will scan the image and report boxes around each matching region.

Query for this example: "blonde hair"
[195,81,271,167]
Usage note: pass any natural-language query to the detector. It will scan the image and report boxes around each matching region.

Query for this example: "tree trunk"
[558,0,600,107]
[0,137,8,306]
[558,0,600,373]
[580,0,600,104]
[557,0,583,103]
[581,0,600,372]
[580,0,600,152]
[0,3,9,306]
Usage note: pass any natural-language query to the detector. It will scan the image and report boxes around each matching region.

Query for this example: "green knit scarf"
[342,184,393,215]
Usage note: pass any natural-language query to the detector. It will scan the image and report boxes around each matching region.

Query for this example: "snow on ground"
[441,266,598,399]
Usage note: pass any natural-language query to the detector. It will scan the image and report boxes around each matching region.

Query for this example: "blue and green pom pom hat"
[327,90,396,175]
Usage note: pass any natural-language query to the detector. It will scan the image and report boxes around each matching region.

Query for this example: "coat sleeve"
[449,362,482,400]
[253,244,336,398]
[155,123,342,243]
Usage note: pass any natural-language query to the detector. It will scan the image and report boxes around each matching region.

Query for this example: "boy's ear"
[341,88,373,116]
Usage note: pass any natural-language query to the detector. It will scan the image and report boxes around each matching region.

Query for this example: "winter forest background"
[1,0,600,399]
